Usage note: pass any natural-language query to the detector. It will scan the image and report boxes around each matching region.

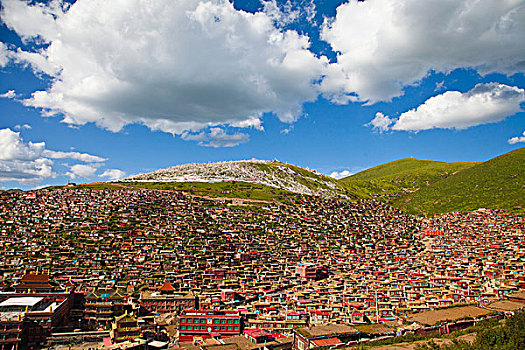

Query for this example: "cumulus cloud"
[389,83,525,131]
[320,0,525,103]
[100,168,126,181]
[329,170,353,180]
[0,127,110,184]
[182,128,249,148]
[1,0,327,138]
[508,131,525,144]
[0,128,54,183]
[66,164,98,179]
[367,112,393,133]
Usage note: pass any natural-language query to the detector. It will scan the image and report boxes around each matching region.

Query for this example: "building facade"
[178,309,242,343]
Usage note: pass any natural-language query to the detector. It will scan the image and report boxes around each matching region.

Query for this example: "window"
[201,318,206,323]
[200,326,206,330]
[227,319,233,324]
[214,326,219,331]
[234,327,239,331]
[221,319,226,324]
[213,319,219,324]
[187,318,193,323]
[221,326,226,330]
[180,318,186,323]
[234,319,239,324]
[187,325,193,330]
[227,326,233,330]
[180,326,186,330]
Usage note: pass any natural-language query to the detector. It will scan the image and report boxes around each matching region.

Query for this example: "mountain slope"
[397,147,525,214]
[125,159,359,198]
[339,158,477,198]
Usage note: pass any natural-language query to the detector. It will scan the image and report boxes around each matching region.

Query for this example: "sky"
[0,0,524,189]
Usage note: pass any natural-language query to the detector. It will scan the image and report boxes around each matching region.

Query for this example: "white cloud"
[100,168,126,180]
[13,124,31,130]
[42,150,106,163]
[0,43,9,67]
[367,112,393,133]
[261,0,316,26]
[0,128,54,183]
[0,128,45,161]
[329,170,353,179]
[280,125,294,134]
[0,90,16,99]
[389,83,525,131]
[66,163,98,179]
[508,131,525,144]
[0,127,111,184]
[320,0,525,103]
[262,0,300,26]
[182,128,249,148]
[1,0,327,138]
[229,117,264,131]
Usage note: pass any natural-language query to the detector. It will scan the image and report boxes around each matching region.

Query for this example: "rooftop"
[0,297,43,308]
[297,324,358,338]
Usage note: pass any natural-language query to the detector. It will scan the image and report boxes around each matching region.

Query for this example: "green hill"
[397,147,525,215]
[339,158,477,199]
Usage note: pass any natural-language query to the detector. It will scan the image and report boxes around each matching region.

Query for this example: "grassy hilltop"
[340,147,525,215]
[339,158,476,198]
[396,147,525,214]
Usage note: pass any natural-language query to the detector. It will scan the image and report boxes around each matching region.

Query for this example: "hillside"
[339,158,477,198]
[124,159,361,199]
[397,147,525,215]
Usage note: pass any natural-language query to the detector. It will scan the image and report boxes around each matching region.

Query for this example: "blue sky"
[0,0,524,189]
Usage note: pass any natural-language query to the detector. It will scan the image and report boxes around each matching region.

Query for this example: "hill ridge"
[397,147,525,214]
[125,159,351,198]
[341,147,524,214]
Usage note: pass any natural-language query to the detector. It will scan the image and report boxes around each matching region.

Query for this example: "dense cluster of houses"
[0,188,522,349]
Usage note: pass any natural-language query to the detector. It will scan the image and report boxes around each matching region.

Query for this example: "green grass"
[339,148,525,214]
[340,158,476,199]
[396,147,525,215]
[52,180,302,204]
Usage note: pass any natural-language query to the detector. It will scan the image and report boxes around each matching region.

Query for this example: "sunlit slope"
[340,158,476,198]
[397,147,525,214]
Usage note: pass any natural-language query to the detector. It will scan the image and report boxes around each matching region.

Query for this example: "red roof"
[159,282,175,291]
[270,333,287,339]
[311,337,341,347]
[244,329,271,338]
